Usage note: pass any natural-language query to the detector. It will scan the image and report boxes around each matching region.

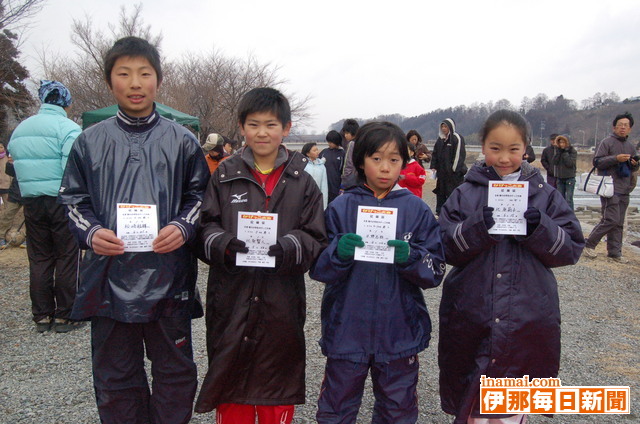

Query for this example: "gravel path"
[1,188,638,423]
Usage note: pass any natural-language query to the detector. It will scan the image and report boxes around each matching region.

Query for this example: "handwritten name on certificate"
[236,212,278,268]
[354,206,398,264]
[116,203,158,252]
[487,181,529,235]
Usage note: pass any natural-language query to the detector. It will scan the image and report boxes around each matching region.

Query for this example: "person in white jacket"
[302,142,328,208]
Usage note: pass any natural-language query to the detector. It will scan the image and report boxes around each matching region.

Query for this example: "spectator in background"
[340,118,360,191]
[302,142,329,208]
[0,143,9,209]
[399,142,427,198]
[551,135,577,210]
[202,133,226,174]
[583,112,638,263]
[523,143,536,163]
[221,135,236,157]
[406,129,431,167]
[541,133,558,187]
[0,153,25,249]
[8,80,81,333]
[319,130,344,203]
[431,118,467,215]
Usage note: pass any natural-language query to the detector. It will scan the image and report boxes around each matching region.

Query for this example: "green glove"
[387,239,410,264]
[337,233,365,260]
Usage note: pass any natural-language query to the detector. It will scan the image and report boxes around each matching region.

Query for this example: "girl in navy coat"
[438,110,585,424]
[311,122,445,424]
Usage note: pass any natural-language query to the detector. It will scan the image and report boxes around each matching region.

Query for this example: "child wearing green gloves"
[310,122,445,423]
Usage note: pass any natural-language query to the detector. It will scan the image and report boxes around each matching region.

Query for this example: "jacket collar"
[219,146,307,183]
[39,103,67,118]
[465,161,543,186]
[612,132,629,142]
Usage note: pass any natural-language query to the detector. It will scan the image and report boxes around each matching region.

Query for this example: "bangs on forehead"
[376,140,402,153]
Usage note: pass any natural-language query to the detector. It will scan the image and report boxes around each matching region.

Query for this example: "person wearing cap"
[203,133,226,174]
[8,80,82,333]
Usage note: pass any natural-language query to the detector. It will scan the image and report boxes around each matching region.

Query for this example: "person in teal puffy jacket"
[8,80,81,333]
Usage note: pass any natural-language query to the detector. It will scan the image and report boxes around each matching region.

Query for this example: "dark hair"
[341,119,360,137]
[407,142,416,154]
[406,129,422,144]
[353,122,409,181]
[210,145,225,158]
[613,112,634,128]
[301,142,317,157]
[480,109,530,146]
[325,130,342,146]
[237,87,291,127]
[104,37,163,88]
[549,133,558,140]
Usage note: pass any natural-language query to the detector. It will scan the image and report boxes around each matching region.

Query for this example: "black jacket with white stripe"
[58,114,209,322]
[195,146,327,412]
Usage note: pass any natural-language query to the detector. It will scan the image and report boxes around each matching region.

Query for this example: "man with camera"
[583,112,639,263]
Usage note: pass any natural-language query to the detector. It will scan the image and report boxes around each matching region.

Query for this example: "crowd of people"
[1,34,637,424]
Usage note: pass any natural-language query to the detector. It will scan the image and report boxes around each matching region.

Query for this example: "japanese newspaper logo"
[480,375,630,414]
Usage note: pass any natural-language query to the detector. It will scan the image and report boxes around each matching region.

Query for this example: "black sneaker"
[35,318,52,333]
[53,318,85,333]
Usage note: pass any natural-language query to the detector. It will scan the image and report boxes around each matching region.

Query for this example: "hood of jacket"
[439,118,456,139]
[307,157,326,166]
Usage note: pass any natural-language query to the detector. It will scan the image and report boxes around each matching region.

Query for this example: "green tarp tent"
[82,103,200,131]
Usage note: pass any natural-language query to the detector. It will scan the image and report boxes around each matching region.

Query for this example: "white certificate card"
[354,206,398,264]
[116,203,158,252]
[487,181,529,235]
[236,212,278,267]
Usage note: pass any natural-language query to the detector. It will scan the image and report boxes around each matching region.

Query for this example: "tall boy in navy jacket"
[59,37,209,424]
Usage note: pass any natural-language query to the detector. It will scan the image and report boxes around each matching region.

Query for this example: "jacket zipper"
[222,158,296,213]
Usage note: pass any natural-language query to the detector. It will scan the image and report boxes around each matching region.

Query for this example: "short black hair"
[613,112,634,128]
[237,87,291,127]
[481,109,531,146]
[549,133,559,140]
[104,36,162,88]
[341,119,360,137]
[353,122,409,182]
[326,130,342,147]
[301,142,317,157]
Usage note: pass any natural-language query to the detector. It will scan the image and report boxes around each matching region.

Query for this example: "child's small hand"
[153,224,185,254]
[387,239,410,264]
[223,238,248,266]
[482,206,495,229]
[524,207,541,228]
[337,233,364,260]
[92,228,124,256]
[225,237,248,259]
[267,243,284,268]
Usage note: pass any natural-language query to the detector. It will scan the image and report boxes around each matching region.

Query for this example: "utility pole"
[578,130,585,146]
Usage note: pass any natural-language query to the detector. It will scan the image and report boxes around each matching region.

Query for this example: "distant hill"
[320,93,640,147]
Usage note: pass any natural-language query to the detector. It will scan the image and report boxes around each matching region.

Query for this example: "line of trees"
[0,0,46,142]
[40,4,311,141]
[2,3,310,143]
[330,92,637,147]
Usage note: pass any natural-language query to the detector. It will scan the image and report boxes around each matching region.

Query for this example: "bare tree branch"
[0,0,46,30]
